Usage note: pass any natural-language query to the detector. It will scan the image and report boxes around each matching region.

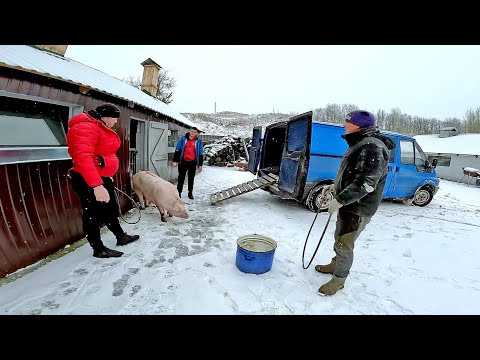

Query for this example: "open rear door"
[278,112,312,200]
[247,126,263,175]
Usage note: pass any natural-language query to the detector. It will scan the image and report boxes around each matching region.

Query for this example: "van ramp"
[210,173,279,204]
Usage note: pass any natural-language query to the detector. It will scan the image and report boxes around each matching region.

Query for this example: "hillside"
[182,111,291,137]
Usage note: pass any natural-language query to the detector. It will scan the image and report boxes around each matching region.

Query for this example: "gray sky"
[65,45,480,120]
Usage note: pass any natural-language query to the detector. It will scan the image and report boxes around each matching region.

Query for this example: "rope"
[301,212,332,269]
[301,185,334,269]
[113,186,142,224]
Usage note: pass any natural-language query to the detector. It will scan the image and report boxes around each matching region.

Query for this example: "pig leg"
[135,190,146,209]
[158,205,168,223]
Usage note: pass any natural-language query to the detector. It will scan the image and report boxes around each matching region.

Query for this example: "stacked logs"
[204,136,252,167]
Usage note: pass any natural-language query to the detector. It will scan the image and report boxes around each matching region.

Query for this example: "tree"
[123,69,177,104]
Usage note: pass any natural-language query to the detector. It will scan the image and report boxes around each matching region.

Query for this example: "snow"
[414,134,480,156]
[0,167,479,314]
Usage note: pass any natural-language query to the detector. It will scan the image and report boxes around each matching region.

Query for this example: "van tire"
[306,184,334,213]
[412,187,433,207]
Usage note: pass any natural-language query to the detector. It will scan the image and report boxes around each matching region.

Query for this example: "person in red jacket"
[67,103,140,258]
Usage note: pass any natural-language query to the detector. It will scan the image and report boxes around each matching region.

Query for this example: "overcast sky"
[66,45,480,120]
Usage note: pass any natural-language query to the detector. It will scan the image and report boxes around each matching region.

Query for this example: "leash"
[113,186,142,224]
[301,186,334,269]
[67,168,141,225]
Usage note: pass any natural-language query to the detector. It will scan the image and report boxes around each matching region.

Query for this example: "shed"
[439,127,458,138]
[0,45,197,277]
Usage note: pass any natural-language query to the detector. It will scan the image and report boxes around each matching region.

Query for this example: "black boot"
[188,192,194,200]
[93,247,124,258]
[116,233,140,246]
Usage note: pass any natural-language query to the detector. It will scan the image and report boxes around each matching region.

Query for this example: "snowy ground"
[0,166,479,315]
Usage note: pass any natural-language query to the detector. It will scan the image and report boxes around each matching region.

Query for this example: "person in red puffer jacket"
[171,127,204,200]
[67,103,140,258]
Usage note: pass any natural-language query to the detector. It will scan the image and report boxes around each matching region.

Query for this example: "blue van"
[247,111,440,212]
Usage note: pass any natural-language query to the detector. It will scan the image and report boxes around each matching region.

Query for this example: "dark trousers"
[70,171,125,251]
[177,160,197,195]
[331,208,372,278]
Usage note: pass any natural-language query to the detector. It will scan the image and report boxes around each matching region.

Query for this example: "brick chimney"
[35,45,68,56]
[141,58,162,97]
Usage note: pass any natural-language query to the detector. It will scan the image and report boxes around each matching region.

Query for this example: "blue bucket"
[236,235,277,274]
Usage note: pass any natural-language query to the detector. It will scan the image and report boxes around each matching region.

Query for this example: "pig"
[132,170,189,222]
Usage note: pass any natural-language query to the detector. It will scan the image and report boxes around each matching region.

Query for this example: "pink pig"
[132,170,189,222]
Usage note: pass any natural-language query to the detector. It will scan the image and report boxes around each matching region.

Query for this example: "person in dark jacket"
[315,110,395,296]
[171,127,204,200]
[66,103,140,258]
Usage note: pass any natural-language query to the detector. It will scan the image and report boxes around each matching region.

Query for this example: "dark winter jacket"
[66,112,121,187]
[173,133,204,166]
[334,126,396,217]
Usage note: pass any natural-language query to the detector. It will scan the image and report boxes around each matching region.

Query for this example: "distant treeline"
[313,104,480,135]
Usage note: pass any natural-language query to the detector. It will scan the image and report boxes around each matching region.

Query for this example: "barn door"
[148,122,169,179]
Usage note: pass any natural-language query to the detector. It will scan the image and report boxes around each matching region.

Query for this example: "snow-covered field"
[0,166,479,315]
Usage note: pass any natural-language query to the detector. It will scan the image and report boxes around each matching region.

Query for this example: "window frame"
[0,91,83,165]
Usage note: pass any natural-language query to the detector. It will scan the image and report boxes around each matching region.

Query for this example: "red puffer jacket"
[67,113,121,187]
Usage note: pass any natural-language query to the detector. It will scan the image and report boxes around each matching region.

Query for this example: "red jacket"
[66,113,120,187]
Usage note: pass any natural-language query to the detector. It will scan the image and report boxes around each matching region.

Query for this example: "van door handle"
[395,166,399,172]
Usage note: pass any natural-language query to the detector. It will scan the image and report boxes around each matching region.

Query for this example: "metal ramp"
[210,173,279,204]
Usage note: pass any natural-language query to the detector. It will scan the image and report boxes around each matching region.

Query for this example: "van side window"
[287,119,308,152]
[400,140,415,165]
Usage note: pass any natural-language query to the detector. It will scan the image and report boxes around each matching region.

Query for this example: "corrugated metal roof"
[0,45,196,128]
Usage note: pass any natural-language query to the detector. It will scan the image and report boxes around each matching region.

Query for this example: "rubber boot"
[315,258,336,274]
[318,275,346,296]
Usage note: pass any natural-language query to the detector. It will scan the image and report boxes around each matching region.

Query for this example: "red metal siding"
[0,161,83,277]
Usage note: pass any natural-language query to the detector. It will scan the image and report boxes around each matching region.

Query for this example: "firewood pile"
[204,136,252,167]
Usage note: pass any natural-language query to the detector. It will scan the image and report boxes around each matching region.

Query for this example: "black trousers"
[177,160,197,195]
[70,171,125,251]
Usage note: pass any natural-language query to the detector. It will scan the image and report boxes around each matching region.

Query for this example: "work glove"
[321,184,335,198]
[328,198,343,214]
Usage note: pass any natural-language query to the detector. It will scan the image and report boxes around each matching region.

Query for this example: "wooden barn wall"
[0,68,190,277]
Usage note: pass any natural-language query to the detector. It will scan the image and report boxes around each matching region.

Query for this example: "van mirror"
[431,158,438,168]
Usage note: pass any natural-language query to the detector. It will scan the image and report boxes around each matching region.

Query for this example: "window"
[168,130,179,147]
[428,155,451,167]
[287,118,308,152]
[414,142,427,169]
[400,140,415,165]
[0,96,70,147]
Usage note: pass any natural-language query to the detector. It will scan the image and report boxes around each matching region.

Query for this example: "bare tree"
[123,69,177,104]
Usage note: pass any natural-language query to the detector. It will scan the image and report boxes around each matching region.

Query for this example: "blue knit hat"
[345,110,376,128]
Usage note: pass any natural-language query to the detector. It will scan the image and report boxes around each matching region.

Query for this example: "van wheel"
[412,187,433,207]
[306,185,334,212]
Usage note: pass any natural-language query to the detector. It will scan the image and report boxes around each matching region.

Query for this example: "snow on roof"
[414,133,480,156]
[0,45,196,129]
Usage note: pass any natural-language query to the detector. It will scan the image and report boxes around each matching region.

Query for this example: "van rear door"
[247,126,263,175]
[277,112,312,200]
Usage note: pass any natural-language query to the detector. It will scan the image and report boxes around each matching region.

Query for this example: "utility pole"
[214,101,216,114]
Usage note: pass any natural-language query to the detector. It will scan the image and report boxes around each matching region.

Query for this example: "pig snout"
[170,201,189,219]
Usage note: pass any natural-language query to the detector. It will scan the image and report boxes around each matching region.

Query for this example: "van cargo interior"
[258,126,286,176]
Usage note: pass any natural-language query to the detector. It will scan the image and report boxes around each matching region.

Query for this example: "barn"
[415,133,480,184]
[0,45,197,277]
